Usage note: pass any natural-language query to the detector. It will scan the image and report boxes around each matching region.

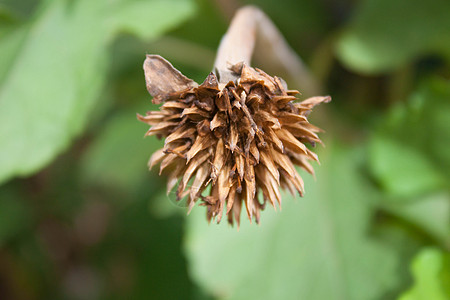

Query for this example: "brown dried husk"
[138,55,330,226]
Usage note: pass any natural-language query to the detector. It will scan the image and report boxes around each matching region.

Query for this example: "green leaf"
[398,248,450,300]
[382,193,450,247]
[336,0,450,74]
[0,0,40,20]
[368,77,450,197]
[184,144,400,300]
[0,0,196,185]
[0,4,19,31]
[80,102,163,193]
[369,136,445,197]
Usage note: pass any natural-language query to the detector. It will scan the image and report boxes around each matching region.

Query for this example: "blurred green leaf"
[336,0,450,74]
[398,248,450,300]
[0,4,18,31]
[382,193,450,248]
[167,0,226,50]
[0,0,196,185]
[369,77,450,197]
[369,136,445,197]
[0,0,40,20]
[185,144,399,300]
[81,102,163,193]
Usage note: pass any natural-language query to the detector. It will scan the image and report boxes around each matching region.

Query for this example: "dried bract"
[138,55,330,226]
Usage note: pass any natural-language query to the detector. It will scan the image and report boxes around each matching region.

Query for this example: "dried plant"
[138,6,330,226]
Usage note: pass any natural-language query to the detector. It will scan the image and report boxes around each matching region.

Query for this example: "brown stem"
[213,6,321,95]
[213,6,257,71]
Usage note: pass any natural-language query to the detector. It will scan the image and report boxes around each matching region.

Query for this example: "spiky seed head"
[138,55,330,226]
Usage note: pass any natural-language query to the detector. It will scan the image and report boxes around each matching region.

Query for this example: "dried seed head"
[138,55,330,226]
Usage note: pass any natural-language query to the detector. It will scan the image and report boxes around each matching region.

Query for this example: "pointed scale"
[178,150,210,198]
[243,161,256,220]
[188,162,210,213]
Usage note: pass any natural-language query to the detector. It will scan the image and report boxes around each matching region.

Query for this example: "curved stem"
[213,6,321,95]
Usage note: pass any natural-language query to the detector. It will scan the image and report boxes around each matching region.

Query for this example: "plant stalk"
[213,6,321,96]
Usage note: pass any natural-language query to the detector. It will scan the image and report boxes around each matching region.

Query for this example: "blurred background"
[0,0,449,299]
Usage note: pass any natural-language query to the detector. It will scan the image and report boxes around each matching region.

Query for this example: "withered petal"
[188,162,210,213]
[165,126,196,145]
[254,110,281,129]
[137,113,165,125]
[159,153,180,175]
[166,163,186,194]
[288,150,316,176]
[179,150,211,196]
[210,112,227,131]
[276,128,308,155]
[260,149,280,183]
[276,111,308,124]
[226,184,237,214]
[148,149,165,170]
[182,107,211,119]
[282,123,321,144]
[270,148,297,179]
[217,163,232,201]
[235,152,245,181]
[299,95,331,109]
[146,121,178,136]
[228,123,239,153]
[211,138,225,183]
[271,95,297,105]
[265,127,284,153]
[249,140,260,163]
[243,162,256,220]
[161,101,189,110]
[185,134,214,163]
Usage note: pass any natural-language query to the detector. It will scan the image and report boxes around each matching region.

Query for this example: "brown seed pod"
[138,55,330,226]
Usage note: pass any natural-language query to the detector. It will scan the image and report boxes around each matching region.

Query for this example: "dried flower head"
[138,55,330,226]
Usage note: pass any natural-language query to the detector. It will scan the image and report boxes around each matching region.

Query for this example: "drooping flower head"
[138,55,330,226]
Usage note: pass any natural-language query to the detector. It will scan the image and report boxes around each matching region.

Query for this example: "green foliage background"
[0,0,449,299]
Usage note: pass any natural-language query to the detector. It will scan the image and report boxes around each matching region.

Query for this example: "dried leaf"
[143,55,198,104]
